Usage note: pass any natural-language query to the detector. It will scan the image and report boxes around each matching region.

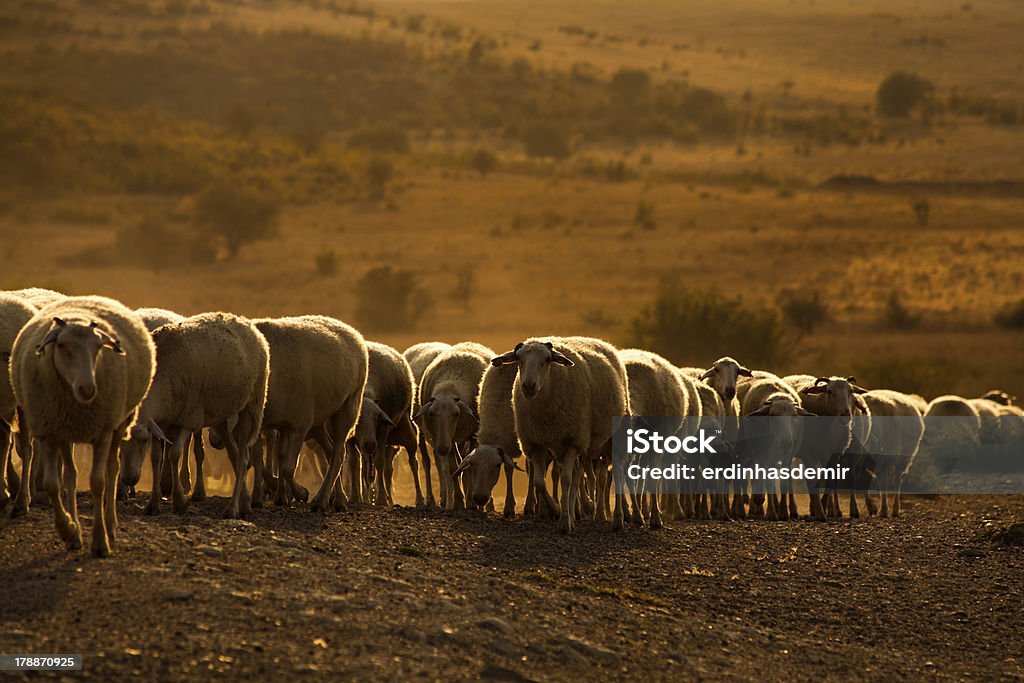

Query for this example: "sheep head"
[36,317,124,404]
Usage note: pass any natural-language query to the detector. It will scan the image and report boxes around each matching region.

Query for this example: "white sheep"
[919,395,982,478]
[491,336,630,534]
[352,341,420,507]
[11,296,155,556]
[857,390,925,518]
[9,287,66,309]
[0,293,38,512]
[403,342,452,506]
[618,348,692,529]
[695,357,751,517]
[416,342,493,510]
[689,379,728,520]
[451,361,524,516]
[739,377,813,520]
[120,312,269,519]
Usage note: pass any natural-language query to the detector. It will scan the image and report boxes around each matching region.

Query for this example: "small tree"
[876,72,934,117]
[521,121,571,160]
[366,157,394,199]
[995,299,1024,330]
[779,290,829,334]
[353,266,431,332]
[609,68,651,107]
[194,181,280,259]
[471,148,498,177]
[882,291,922,330]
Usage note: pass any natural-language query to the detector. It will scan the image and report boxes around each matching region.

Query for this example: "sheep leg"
[893,471,904,517]
[40,439,79,550]
[217,421,249,519]
[344,439,362,507]
[9,420,34,517]
[191,431,207,503]
[167,428,190,515]
[433,447,449,509]
[104,427,126,546]
[6,448,21,503]
[649,471,664,530]
[384,446,396,506]
[393,413,423,506]
[418,433,435,507]
[0,422,10,510]
[557,446,579,534]
[809,490,826,521]
[372,445,388,506]
[452,445,468,511]
[179,433,192,496]
[526,446,558,520]
[142,438,165,516]
[848,490,860,519]
[274,429,301,506]
[523,459,537,516]
[749,493,766,519]
[89,430,114,557]
[593,460,608,522]
[251,433,266,509]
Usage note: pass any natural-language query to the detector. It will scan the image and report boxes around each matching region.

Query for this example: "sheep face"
[800,377,866,419]
[354,398,395,457]
[453,445,514,507]
[416,395,474,457]
[700,356,752,403]
[493,341,573,399]
[119,423,151,491]
[749,395,812,457]
[35,317,124,404]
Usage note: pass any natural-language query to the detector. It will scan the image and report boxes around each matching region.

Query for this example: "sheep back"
[1,294,38,420]
[476,362,520,457]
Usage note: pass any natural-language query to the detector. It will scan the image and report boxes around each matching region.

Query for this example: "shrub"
[911,196,930,226]
[609,68,651,107]
[352,266,432,333]
[876,72,934,117]
[314,247,338,277]
[450,265,475,308]
[850,354,964,399]
[366,156,394,199]
[521,121,571,160]
[194,181,280,259]
[995,299,1024,330]
[779,290,829,334]
[470,148,498,177]
[346,124,411,154]
[624,282,789,368]
[115,214,215,272]
[634,201,656,230]
[881,291,922,330]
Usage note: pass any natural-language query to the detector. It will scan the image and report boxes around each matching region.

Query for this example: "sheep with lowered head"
[120,312,268,519]
[491,337,629,534]
[352,341,420,507]
[416,342,492,509]
[855,390,924,517]
[11,296,155,556]
[403,342,452,506]
[0,293,38,511]
[451,361,524,516]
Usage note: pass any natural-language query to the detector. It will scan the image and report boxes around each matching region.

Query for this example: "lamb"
[352,341,420,507]
[0,294,38,511]
[11,296,155,556]
[618,348,691,529]
[403,342,452,506]
[119,312,269,519]
[785,374,872,519]
[491,336,629,534]
[855,390,925,517]
[450,361,524,516]
[416,342,493,509]
[739,377,813,520]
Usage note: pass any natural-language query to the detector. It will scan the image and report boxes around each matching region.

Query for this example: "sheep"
[919,395,982,477]
[119,312,269,519]
[416,342,493,510]
[352,341,421,507]
[451,361,524,516]
[0,294,38,512]
[9,287,66,309]
[736,369,782,406]
[491,336,629,534]
[11,295,155,556]
[689,380,729,520]
[658,370,703,522]
[245,317,368,511]
[618,348,691,529]
[403,342,452,506]
[855,390,925,518]
[120,307,208,502]
[739,377,813,520]
[785,374,872,520]
[695,357,751,517]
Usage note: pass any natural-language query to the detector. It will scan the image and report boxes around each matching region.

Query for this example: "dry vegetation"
[1,0,1022,398]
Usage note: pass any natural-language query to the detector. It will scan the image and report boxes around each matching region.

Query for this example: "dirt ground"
[0,494,1022,681]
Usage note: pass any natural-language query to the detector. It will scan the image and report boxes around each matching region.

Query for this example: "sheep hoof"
[415,495,425,507]
[649,517,663,530]
[65,524,82,550]
[91,537,110,558]
[425,496,437,507]
[142,501,159,516]
[191,490,206,503]
[611,515,624,531]
[294,486,309,503]
[9,502,28,519]
[557,517,574,534]
[503,505,515,518]
[222,506,239,520]
[172,497,189,515]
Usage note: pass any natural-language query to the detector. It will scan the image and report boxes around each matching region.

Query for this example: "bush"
[450,265,475,308]
[314,247,338,277]
[876,72,934,117]
[624,282,789,368]
[116,214,215,272]
[850,355,964,399]
[470,148,498,177]
[346,124,411,154]
[521,121,571,160]
[634,201,656,230]
[352,266,432,333]
[911,196,930,226]
[995,299,1024,330]
[779,290,829,334]
[882,291,922,330]
[366,156,394,199]
[609,68,651,107]
[194,181,280,259]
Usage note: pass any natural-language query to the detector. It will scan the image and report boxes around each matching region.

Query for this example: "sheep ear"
[451,451,475,478]
[699,368,714,380]
[147,418,171,444]
[35,318,67,356]
[737,365,753,377]
[96,329,125,354]
[845,376,857,384]
[853,396,868,412]
[549,349,574,366]
[797,407,816,417]
[801,385,826,395]
[380,411,396,429]
[413,398,434,420]
[491,350,519,366]
[498,447,523,471]
[851,384,868,394]
[748,405,772,417]
[458,400,479,423]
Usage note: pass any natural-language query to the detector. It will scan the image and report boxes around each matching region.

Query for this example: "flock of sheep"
[0,287,1020,557]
